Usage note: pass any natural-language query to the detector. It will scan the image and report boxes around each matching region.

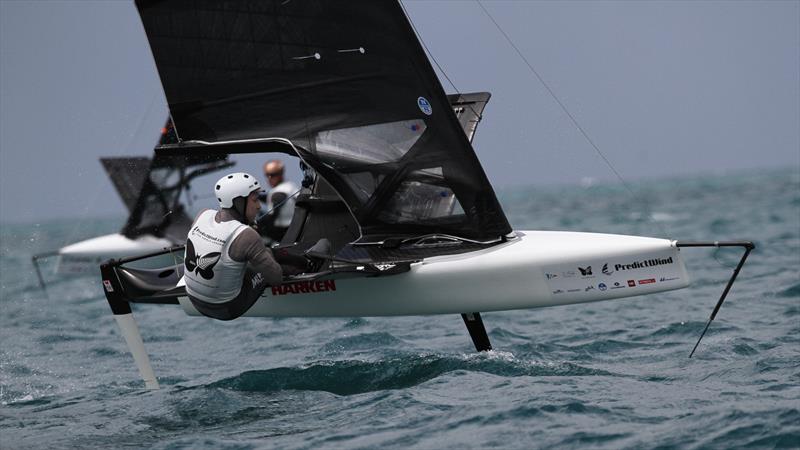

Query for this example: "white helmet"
[215,172,261,208]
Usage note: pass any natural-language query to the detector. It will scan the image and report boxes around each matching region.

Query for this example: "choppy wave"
[2,168,799,449]
[204,352,611,396]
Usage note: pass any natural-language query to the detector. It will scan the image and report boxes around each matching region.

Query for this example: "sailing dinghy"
[32,121,233,285]
[101,0,753,389]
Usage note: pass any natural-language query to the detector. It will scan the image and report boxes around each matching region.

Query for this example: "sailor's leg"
[461,312,492,352]
[189,269,268,320]
[225,269,269,319]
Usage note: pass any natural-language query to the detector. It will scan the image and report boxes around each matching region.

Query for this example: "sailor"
[257,159,299,243]
[183,172,285,321]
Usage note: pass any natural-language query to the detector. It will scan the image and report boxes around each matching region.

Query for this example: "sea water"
[1,168,798,449]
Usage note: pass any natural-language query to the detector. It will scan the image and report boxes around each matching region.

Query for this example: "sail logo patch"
[578,266,592,276]
[102,280,114,292]
[602,263,613,275]
[417,96,433,115]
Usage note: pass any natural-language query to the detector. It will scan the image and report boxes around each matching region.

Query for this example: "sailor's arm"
[228,227,283,285]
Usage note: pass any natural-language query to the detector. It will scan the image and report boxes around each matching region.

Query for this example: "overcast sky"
[1,0,798,223]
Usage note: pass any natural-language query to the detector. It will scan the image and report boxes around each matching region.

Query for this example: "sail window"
[343,172,386,204]
[314,120,427,165]
[129,167,183,234]
[377,169,464,224]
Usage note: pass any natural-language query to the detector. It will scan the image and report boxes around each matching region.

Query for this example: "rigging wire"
[261,188,303,217]
[398,1,482,122]
[475,0,670,238]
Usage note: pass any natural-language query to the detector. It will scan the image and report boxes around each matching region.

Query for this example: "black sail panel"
[100,157,152,212]
[137,0,511,241]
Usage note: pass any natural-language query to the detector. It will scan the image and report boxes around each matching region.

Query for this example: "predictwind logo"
[615,257,673,271]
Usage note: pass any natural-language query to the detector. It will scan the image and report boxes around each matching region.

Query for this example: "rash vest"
[267,180,298,228]
[184,210,249,303]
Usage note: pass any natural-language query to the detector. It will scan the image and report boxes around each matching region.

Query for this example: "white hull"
[177,230,690,317]
[56,233,176,274]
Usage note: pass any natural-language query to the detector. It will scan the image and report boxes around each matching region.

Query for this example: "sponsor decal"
[659,276,680,282]
[627,280,636,287]
[561,270,577,278]
[615,257,674,272]
[190,226,226,245]
[545,273,558,280]
[184,239,220,280]
[585,285,595,292]
[602,263,613,275]
[578,266,592,276]
[567,288,581,293]
[417,96,433,115]
[271,280,337,296]
[375,264,396,271]
[611,281,625,290]
[102,280,114,292]
[598,283,607,291]
[251,272,264,288]
[552,289,564,295]
[638,278,656,285]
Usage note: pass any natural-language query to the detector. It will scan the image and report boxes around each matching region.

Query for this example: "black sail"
[100,157,152,212]
[136,0,511,241]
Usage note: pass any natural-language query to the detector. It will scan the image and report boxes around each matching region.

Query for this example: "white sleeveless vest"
[184,210,249,303]
[267,180,298,228]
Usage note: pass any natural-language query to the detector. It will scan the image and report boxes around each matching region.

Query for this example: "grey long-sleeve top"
[214,209,283,286]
